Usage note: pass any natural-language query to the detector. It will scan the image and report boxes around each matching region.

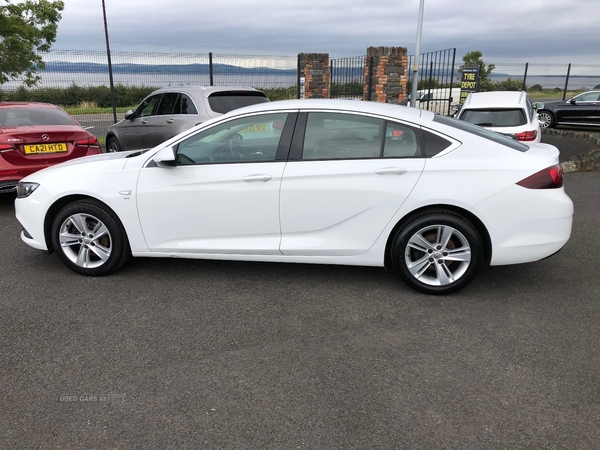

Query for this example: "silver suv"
[106,86,269,152]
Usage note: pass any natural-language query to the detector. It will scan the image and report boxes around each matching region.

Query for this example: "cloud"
[54,0,600,68]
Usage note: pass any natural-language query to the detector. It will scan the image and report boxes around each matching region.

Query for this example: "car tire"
[391,211,484,295]
[51,200,131,276]
[106,136,122,153]
[537,111,555,129]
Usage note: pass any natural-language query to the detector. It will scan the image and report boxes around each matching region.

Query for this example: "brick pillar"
[363,46,408,104]
[298,53,330,99]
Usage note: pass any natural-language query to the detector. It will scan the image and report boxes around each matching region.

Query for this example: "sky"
[52,0,600,72]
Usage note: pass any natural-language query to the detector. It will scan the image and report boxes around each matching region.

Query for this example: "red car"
[0,102,101,193]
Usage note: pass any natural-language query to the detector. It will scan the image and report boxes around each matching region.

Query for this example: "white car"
[15,99,573,295]
[456,91,543,142]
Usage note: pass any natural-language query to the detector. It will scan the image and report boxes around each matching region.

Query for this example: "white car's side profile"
[15,99,573,294]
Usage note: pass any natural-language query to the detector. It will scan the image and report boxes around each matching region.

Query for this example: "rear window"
[433,114,529,152]
[0,107,76,126]
[207,91,269,114]
[459,108,527,127]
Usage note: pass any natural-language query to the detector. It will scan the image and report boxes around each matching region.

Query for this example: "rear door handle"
[375,167,407,175]
[140,120,148,125]
[242,174,273,182]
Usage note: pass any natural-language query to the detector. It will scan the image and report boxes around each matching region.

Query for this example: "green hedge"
[0,83,159,108]
[0,84,299,107]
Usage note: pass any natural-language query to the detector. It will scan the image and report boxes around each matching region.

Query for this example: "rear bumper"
[475,184,574,265]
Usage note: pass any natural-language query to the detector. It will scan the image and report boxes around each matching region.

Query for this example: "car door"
[120,94,162,150]
[279,112,425,256]
[165,93,203,136]
[136,111,295,254]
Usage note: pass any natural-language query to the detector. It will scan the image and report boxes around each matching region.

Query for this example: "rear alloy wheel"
[392,212,483,295]
[537,111,555,129]
[51,200,130,276]
[106,136,122,153]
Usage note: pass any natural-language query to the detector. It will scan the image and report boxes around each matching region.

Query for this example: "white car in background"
[15,99,573,295]
[456,91,543,142]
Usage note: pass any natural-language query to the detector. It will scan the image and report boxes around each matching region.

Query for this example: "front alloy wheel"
[106,137,121,153]
[537,111,554,129]
[392,212,483,294]
[51,200,130,275]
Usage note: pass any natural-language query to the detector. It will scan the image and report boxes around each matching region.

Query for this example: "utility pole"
[410,0,425,108]
[102,0,117,124]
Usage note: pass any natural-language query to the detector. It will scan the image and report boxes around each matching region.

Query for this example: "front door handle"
[166,119,174,124]
[242,174,273,182]
[375,167,407,175]
[140,120,148,125]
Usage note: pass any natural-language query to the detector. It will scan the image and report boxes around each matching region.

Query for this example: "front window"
[572,92,600,102]
[135,95,161,117]
[176,113,288,165]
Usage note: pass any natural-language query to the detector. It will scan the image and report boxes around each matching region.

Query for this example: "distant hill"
[42,61,297,75]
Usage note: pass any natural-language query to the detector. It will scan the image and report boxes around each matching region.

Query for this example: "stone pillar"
[298,53,330,99]
[363,46,408,104]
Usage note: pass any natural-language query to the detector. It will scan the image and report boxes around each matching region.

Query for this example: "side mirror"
[124,110,135,120]
[569,99,577,105]
[153,146,176,167]
[534,102,544,110]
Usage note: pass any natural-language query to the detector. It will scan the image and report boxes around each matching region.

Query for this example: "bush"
[529,84,543,92]
[260,86,297,101]
[330,81,362,98]
[480,77,525,92]
[0,84,158,108]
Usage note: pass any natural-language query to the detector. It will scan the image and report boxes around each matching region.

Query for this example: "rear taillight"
[517,164,563,189]
[514,130,537,141]
[75,136,101,148]
[0,144,16,153]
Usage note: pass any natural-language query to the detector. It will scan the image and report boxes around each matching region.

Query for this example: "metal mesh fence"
[0,50,298,91]
[491,63,600,91]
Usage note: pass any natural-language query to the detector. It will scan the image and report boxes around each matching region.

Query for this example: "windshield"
[434,114,529,152]
[207,91,269,114]
[0,107,77,127]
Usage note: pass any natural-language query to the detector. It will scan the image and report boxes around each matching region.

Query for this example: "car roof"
[0,102,60,109]
[462,91,527,108]
[225,99,432,122]
[150,86,265,97]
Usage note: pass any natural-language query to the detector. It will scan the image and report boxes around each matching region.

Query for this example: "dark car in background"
[537,90,600,128]
[105,86,269,152]
[0,102,101,193]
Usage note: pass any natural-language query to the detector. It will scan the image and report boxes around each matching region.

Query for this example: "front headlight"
[16,182,40,199]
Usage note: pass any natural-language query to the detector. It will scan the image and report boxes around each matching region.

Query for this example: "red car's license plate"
[24,143,68,154]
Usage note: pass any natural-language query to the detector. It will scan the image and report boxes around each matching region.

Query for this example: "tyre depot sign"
[460,67,480,104]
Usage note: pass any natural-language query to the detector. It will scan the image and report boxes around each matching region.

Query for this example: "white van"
[402,88,460,114]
